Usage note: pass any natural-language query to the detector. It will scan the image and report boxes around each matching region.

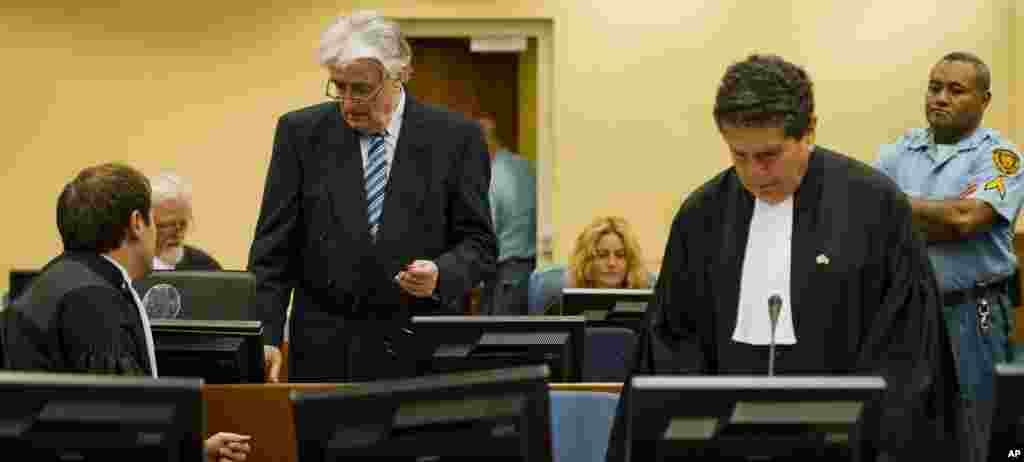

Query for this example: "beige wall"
[1015,1,1023,145]
[1,1,1020,289]
[518,38,539,163]
[548,0,1015,272]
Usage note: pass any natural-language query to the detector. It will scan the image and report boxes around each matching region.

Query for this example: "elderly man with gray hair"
[248,10,496,383]
[150,172,222,271]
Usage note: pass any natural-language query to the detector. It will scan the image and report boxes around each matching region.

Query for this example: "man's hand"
[959,182,978,199]
[263,345,282,383]
[397,260,439,298]
[204,432,252,462]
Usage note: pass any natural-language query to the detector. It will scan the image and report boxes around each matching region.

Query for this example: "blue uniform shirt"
[876,127,1024,292]
[490,149,537,263]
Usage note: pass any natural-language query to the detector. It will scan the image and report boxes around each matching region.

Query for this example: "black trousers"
[288,311,422,382]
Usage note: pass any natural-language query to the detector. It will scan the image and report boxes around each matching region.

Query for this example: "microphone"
[768,294,782,376]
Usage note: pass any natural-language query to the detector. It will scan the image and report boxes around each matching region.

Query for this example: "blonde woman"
[536,217,650,314]
[567,216,650,290]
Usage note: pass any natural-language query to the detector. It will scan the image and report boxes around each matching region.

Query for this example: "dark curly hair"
[714,53,815,139]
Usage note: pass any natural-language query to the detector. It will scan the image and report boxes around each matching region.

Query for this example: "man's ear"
[397,65,412,84]
[805,114,818,145]
[126,209,146,242]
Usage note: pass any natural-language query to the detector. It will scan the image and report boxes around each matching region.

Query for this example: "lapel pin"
[816,254,830,265]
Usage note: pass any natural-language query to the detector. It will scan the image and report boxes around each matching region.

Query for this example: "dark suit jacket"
[174,245,222,271]
[2,251,152,375]
[248,94,497,381]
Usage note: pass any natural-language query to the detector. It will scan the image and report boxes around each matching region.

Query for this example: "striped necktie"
[365,133,388,239]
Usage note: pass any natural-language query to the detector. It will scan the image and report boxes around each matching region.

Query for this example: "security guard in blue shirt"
[875,51,1023,462]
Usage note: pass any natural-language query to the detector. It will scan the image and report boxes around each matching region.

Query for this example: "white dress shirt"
[358,87,406,178]
[731,197,798,346]
[102,255,159,377]
[152,256,174,270]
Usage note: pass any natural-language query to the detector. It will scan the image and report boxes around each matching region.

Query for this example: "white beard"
[158,245,185,267]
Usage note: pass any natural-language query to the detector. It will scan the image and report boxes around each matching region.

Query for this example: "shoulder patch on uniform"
[992,148,1021,176]
[984,176,1007,200]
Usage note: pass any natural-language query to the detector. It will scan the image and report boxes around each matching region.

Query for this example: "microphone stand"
[768,295,782,376]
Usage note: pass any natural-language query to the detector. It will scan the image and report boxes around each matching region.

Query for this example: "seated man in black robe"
[606,54,960,461]
[2,163,250,462]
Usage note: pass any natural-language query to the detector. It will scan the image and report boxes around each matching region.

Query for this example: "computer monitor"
[560,288,653,332]
[411,315,585,383]
[626,375,886,460]
[992,363,1024,456]
[292,364,553,462]
[133,270,257,321]
[8,269,41,304]
[0,371,204,460]
[150,319,264,384]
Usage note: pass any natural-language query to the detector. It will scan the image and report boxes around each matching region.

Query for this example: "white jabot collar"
[731,197,798,346]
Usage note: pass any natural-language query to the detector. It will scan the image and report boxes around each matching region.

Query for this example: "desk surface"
[202,382,623,462]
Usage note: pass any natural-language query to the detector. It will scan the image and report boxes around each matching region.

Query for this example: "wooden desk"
[549,382,622,393]
[202,382,621,462]
[203,383,341,462]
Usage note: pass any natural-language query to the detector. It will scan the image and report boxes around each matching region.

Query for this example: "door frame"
[397,18,556,264]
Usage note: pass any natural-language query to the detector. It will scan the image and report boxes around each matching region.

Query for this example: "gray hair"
[318,10,412,78]
[149,171,192,205]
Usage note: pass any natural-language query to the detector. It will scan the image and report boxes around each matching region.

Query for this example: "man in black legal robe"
[1,163,251,462]
[606,54,959,461]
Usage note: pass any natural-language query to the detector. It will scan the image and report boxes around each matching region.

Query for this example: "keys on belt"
[977,297,992,337]
[943,279,1006,337]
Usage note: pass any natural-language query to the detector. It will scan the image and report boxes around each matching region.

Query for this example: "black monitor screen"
[150,319,264,384]
[626,375,885,460]
[561,288,653,331]
[292,364,553,462]
[0,371,204,461]
[133,270,257,321]
[411,315,584,383]
[993,363,1024,456]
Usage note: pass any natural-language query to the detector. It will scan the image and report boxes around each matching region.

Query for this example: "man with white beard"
[150,172,222,271]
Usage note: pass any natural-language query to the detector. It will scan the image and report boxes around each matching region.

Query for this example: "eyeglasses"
[156,219,190,234]
[325,78,389,104]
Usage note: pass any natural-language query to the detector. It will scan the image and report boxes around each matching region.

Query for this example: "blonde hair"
[567,216,649,289]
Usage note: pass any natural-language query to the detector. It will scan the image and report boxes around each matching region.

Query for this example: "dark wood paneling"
[407,38,519,153]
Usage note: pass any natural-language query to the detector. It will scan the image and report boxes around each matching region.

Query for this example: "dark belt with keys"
[942,278,1008,336]
[976,297,992,336]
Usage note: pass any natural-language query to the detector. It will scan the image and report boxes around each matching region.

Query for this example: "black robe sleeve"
[58,288,148,376]
[605,194,709,462]
[850,186,960,460]
[636,199,710,375]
